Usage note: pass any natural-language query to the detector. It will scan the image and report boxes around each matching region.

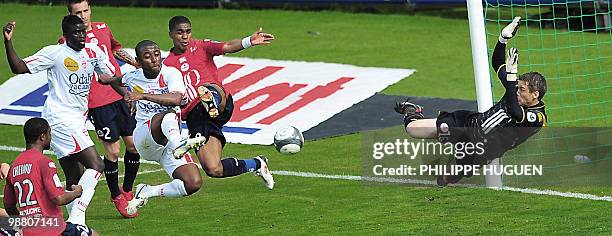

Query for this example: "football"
[274,126,304,154]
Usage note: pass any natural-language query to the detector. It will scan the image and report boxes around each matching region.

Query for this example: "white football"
[274,126,304,154]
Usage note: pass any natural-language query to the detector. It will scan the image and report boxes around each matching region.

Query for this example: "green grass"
[0,3,611,235]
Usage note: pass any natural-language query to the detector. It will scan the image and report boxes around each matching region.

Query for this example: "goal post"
[466,0,503,188]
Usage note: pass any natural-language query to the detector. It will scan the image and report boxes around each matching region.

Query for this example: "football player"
[163,16,275,189]
[3,118,98,236]
[3,15,112,226]
[99,40,206,214]
[395,17,547,186]
[63,0,141,218]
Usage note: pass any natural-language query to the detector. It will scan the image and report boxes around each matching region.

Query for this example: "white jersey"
[122,66,185,125]
[24,43,114,124]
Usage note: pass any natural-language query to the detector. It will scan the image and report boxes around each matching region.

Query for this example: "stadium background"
[0,0,610,234]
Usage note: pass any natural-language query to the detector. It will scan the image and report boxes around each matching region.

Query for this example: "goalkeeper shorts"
[435,110,478,143]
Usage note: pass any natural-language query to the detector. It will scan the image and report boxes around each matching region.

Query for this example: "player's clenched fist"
[3,21,16,41]
[71,185,83,198]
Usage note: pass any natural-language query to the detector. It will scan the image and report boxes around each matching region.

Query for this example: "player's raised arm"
[491,17,524,120]
[492,16,521,86]
[223,27,275,53]
[3,22,30,74]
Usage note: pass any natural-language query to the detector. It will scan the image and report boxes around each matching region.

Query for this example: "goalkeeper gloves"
[506,47,519,82]
[499,16,521,44]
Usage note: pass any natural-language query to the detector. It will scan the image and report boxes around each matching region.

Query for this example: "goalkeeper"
[395,16,548,186]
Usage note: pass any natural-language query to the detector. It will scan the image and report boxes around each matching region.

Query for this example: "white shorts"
[50,120,95,158]
[133,121,195,177]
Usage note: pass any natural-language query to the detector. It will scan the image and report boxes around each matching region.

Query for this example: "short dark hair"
[169,16,191,31]
[135,40,159,57]
[62,15,84,35]
[23,118,49,145]
[519,72,547,100]
[66,0,89,13]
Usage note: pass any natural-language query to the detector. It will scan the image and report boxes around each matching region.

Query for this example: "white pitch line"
[0,145,56,155]
[1,145,611,202]
[495,186,612,202]
[272,170,612,202]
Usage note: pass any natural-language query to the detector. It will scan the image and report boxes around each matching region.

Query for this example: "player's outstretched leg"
[127,157,202,215]
[254,155,275,189]
[394,99,438,139]
[196,137,275,190]
[126,111,205,215]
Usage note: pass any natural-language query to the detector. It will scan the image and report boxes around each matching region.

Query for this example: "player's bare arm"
[51,185,83,206]
[98,73,128,98]
[97,73,122,85]
[113,48,140,68]
[127,91,182,106]
[3,21,30,74]
[223,27,275,53]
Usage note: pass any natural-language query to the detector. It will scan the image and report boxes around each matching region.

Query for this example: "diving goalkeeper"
[395,16,548,186]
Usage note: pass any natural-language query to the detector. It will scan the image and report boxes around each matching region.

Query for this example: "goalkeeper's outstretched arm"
[492,16,521,86]
[492,16,524,120]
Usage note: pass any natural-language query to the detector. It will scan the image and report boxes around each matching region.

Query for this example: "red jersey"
[59,22,124,109]
[163,38,225,114]
[3,149,66,236]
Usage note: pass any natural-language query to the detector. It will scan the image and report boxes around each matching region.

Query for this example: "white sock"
[67,169,100,225]
[141,179,187,198]
[161,112,182,151]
